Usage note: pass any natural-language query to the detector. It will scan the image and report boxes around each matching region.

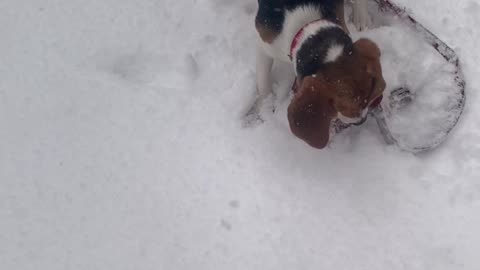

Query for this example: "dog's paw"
[352,4,371,31]
[353,15,370,31]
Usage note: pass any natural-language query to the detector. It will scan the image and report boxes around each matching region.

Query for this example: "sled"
[366,0,466,152]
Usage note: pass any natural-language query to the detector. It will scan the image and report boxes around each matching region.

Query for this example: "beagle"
[254,0,386,149]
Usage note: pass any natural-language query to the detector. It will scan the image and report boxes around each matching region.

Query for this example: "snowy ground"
[1,0,480,269]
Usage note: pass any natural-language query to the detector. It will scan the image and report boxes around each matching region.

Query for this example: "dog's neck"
[290,20,353,78]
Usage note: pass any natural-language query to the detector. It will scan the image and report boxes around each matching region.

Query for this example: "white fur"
[337,111,368,125]
[290,20,341,72]
[255,43,273,99]
[352,0,370,31]
[254,1,370,109]
[256,5,327,98]
[324,44,345,63]
[258,4,323,63]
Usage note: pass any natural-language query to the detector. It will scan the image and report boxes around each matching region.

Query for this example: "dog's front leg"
[352,0,370,31]
[255,44,274,100]
[245,44,274,123]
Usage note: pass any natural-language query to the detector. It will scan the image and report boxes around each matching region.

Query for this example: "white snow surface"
[1,0,480,269]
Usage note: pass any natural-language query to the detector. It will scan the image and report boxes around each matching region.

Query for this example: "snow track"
[1,0,480,269]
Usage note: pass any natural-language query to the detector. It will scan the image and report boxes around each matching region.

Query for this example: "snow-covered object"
[356,0,465,152]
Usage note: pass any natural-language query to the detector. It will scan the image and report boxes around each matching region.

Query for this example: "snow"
[1,0,480,269]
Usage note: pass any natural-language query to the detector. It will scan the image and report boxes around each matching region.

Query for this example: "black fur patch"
[255,0,343,36]
[295,27,353,78]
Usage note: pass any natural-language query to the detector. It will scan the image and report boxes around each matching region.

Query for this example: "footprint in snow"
[111,52,162,84]
[95,50,200,88]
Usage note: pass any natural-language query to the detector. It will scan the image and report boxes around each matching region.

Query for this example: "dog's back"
[256,0,346,62]
[256,0,343,36]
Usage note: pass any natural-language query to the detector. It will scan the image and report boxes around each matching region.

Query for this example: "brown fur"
[288,77,337,149]
[288,39,386,149]
[255,21,280,44]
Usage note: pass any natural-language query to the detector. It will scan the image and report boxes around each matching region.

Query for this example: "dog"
[253,0,386,149]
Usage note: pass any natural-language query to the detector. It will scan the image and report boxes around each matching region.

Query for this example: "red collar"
[289,19,326,61]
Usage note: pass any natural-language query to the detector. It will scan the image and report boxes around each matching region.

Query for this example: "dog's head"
[288,38,386,149]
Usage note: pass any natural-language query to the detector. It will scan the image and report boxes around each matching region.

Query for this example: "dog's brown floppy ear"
[288,75,337,149]
[353,38,382,75]
[354,38,381,58]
